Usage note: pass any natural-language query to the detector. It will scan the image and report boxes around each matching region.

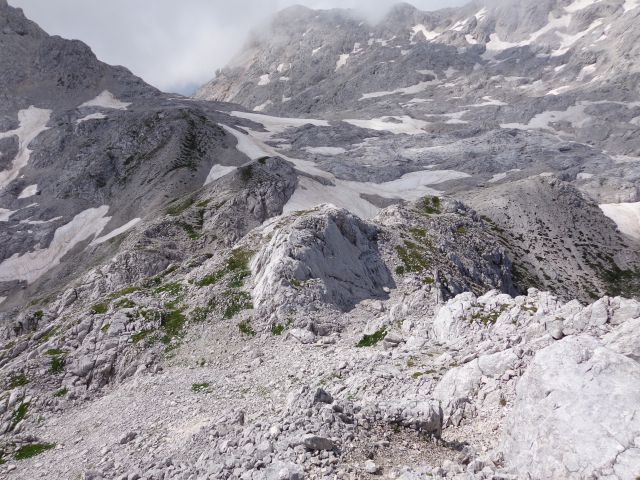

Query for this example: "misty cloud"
[9,0,468,94]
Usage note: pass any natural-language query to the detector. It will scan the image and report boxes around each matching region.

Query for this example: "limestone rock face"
[502,335,640,479]
[251,205,394,320]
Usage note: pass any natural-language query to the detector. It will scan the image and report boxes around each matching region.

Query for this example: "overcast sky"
[10,0,467,94]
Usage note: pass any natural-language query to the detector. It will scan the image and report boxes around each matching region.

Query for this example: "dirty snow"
[285,169,470,219]
[304,147,347,155]
[90,218,142,246]
[17,184,38,198]
[79,90,130,110]
[600,202,640,239]
[229,112,329,135]
[0,206,112,283]
[0,106,51,191]
[221,117,467,219]
[76,113,107,124]
[501,100,640,133]
[343,116,429,135]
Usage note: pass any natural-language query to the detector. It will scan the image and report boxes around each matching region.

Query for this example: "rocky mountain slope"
[194,0,640,301]
[2,0,640,479]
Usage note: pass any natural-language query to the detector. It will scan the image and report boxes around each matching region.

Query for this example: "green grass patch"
[190,306,210,323]
[395,240,431,275]
[131,329,153,344]
[115,298,136,309]
[420,196,441,215]
[197,248,253,288]
[165,197,195,216]
[239,165,253,182]
[154,282,183,297]
[180,222,200,240]
[160,308,186,343]
[409,227,427,239]
[33,310,44,319]
[49,356,65,374]
[109,286,140,299]
[239,320,256,337]
[356,328,387,347]
[53,388,68,398]
[14,443,56,460]
[271,323,285,336]
[224,291,253,319]
[8,373,28,389]
[10,402,29,431]
[37,326,58,344]
[90,302,109,315]
[470,305,509,325]
[45,348,65,356]
[191,382,210,393]
[101,323,110,333]
[456,225,467,234]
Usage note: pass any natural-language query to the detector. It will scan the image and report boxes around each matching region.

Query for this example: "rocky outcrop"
[502,335,640,479]
[251,205,394,322]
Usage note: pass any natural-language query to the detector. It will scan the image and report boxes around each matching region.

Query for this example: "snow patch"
[219,124,269,162]
[79,91,130,110]
[600,203,640,239]
[258,74,270,86]
[205,163,238,185]
[253,100,273,112]
[284,169,470,220]
[17,184,38,198]
[343,116,429,135]
[0,206,112,283]
[229,112,329,135]
[411,24,440,42]
[0,106,51,191]
[0,208,15,222]
[335,54,350,71]
[90,218,141,245]
[464,96,508,107]
[76,112,106,124]
[304,147,347,156]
